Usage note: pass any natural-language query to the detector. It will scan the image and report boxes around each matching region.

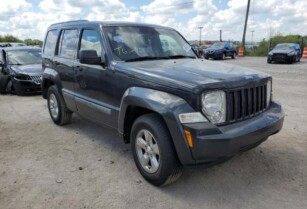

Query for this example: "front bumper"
[205,52,223,59]
[12,78,41,94]
[270,54,294,62]
[182,101,284,164]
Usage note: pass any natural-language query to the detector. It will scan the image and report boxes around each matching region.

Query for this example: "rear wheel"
[131,113,183,186]
[47,85,72,125]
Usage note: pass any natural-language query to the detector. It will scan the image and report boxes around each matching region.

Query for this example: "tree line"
[0,35,43,47]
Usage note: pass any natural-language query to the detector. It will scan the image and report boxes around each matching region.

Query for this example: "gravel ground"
[0,57,307,209]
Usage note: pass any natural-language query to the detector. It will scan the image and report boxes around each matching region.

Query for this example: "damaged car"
[0,46,43,95]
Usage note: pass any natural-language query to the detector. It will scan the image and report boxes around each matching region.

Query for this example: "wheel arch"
[118,87,196,165]
[42,68,62,99]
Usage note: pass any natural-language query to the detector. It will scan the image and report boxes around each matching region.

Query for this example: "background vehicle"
[0,47,42,95]
[0,42,27,47]
[204,42,236,60]
[191,44,204,58]
[267,43,301,64]
[42,20,284,186]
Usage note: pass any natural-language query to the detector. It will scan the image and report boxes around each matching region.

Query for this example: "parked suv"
[0,46,42,95]
[42,21,284,186]
[204,42,237,60]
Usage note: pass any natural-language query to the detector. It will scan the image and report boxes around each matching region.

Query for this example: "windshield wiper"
[165,55,196,59]
[9,63,22,65]
[125,56,170,62]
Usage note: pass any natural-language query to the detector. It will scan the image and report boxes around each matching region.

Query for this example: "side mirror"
[79,50,103,65]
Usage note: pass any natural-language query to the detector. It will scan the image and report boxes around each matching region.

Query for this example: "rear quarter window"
[43,30,58,56]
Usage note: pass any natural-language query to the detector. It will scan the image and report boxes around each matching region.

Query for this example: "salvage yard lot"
[0,57,307,209]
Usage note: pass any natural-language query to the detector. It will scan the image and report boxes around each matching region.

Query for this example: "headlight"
[287,52,295,56]
[201,91,226,124]
[266,80,272,108]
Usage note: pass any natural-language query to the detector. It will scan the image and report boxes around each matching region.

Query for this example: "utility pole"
[220,29,222,42]
[242,0,251,48]
[198,27,203,46]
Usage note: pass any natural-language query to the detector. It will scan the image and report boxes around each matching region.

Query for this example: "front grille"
[30,75,42,84]
[273,53,286,59]
[226,83,268,122]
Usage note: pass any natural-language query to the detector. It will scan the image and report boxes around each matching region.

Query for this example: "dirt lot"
[0,57,307,209]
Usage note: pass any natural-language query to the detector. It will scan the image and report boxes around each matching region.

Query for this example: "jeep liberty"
[42,20,284,186]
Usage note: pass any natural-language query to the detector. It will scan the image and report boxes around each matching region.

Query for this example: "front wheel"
[232,52,236,59]
[0,75,10,94]
[131,113,183,186]
[267,56,272,64]
[47,85,72,125]
[222,53,226,60]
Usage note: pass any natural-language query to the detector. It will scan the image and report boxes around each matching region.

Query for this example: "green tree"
[0,35,22,43]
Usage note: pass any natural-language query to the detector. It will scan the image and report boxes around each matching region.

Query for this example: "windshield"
[7,50,42,65]
[274,44,294,50]
[210,42,225,49]
[104,26,196,61]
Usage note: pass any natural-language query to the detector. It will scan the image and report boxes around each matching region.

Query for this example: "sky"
[0,0,306,42]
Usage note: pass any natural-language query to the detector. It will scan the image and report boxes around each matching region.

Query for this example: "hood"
[205,47,223,52]
[270,49,295,54]
[10,64,43,75]
[116,59,270,94]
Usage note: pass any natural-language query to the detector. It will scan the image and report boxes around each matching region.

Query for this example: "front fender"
[119,87,197,165]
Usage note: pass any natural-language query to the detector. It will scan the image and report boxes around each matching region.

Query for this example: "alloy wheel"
[49,93,59,119]
[135,129,160,173]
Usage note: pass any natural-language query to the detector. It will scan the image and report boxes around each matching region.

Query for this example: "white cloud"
[0,0,32,20]
[0,0,306,42]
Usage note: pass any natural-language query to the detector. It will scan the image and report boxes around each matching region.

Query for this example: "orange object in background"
[302,47,307,59]
[238,47,244,57]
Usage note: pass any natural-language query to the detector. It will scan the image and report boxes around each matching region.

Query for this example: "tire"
[232,52,236,59]
[0,75,10,94]
[222,53,225,60]
[47,85,72,125]
[131,113,183,186]
[267,57,272,64]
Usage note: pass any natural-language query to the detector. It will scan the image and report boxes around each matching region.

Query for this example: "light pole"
[198,27,203,46]
[251,30,255,47]
[220,29,222,42]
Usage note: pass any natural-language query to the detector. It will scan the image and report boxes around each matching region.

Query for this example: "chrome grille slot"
[226,83,268,122]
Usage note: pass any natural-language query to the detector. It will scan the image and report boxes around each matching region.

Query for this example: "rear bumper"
[181,101,284,164]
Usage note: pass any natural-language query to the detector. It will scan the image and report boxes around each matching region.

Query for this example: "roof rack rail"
[50,20,88,26]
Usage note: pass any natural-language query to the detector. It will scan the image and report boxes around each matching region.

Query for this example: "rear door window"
[59,29,78,59]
